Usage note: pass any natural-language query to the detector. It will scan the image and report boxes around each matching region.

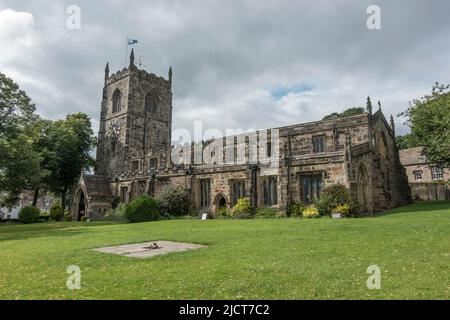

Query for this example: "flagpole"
[125,37,129,67]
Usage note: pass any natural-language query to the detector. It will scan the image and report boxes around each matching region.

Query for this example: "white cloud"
[0,9,35,63]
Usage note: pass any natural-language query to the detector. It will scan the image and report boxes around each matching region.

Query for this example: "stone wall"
[410,183,450,201]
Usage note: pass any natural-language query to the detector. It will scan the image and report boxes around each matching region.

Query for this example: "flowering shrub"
[315,184,359,216]
[302,206,320,218]
[333,203,350,216]
[231,198,253,218]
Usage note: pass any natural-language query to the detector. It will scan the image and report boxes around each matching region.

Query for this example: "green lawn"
[0,202,449,300]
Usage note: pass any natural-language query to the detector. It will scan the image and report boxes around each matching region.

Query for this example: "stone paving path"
[92,241,206,258]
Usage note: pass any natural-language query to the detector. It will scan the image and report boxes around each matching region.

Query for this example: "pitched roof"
[399,147,427,166]
[82,175,113,197]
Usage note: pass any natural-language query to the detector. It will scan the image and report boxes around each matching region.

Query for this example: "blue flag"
[127,39,138,45]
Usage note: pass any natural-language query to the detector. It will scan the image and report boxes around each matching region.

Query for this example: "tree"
[28,119,56,205]
[395,133,421,150]
[44,113,96,210]
[0,72,42,206]
[0,73,96,210]
[0,134,43,207]
[0,72,37,142]
[400,83,450,167]
[322,107,365,121]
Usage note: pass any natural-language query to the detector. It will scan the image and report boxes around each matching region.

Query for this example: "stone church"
[70,50,411,220]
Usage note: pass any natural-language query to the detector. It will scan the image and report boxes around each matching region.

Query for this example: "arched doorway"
[78,191,86,221]
[214,193,228,214]
[73,188,88,221]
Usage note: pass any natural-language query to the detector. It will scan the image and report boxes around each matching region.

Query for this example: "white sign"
[201,213,208,220]
[331,213,341,219]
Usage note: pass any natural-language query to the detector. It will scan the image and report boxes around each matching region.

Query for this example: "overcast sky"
[1,0,450,139]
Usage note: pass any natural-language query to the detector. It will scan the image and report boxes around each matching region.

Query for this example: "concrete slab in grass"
[92,241,206,258]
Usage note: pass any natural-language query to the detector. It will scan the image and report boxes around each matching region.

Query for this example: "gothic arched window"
[357,163,369,212]
[112,89,122,113]
[144,91,157,112]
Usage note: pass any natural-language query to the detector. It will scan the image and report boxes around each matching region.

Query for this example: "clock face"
[108,120,121,140]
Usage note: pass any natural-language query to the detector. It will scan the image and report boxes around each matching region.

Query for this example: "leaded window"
[231,180,245,206]
[301,175,323,204]
[413,170,423,181]
[112,89,122,113]
[312,135,325,153]
[431,167,443,180]
[263,177,278,206]
[200,179,211,208]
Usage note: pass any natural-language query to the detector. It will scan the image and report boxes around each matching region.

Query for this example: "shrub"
[125,195,160,223]
[231,198,253,218]
[81,216,89,222]
[18,206,40,224]
[315,184,355,216]
[254,207,279,219]
[315,195,334,216]
[333,203,350,216]
[234,211,254,219]
[349,200,361,217]
[156,186,191,218]
[288,201,305,217]
[302,206,320,218]
[64,213,72,221]
[38,212,50,222]
[217,206,231,218]
[100,203,127,221]
[50,204,64,221]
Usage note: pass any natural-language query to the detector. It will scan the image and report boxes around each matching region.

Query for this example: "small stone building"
[399,147,450,201]
[1,191,56,220]
[70,52,411,220]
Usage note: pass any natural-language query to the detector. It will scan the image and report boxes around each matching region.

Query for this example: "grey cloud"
[1,0,449,138]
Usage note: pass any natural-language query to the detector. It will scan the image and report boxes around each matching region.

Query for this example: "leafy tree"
[0,73,95,210]
[322,107,365,120]
[44,113,96,210]
[400,83,450,166]
[0,72,43,206]
[0,72,37,143]
[395,133,421,150]
[0,135,43,207]
[28,119,55,205]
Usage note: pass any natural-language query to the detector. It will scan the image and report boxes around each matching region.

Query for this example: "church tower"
[95,49,173,178]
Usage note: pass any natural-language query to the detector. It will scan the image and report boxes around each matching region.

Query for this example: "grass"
[0,201,449,300]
